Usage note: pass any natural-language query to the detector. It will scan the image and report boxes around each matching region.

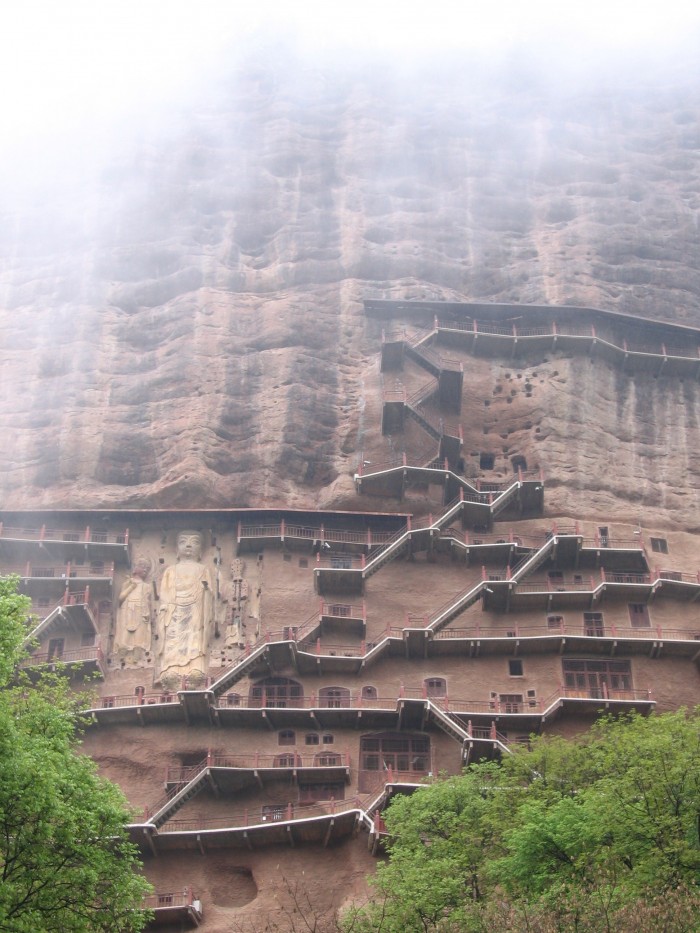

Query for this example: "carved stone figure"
[156,531,214,684]
[114,558,152,657]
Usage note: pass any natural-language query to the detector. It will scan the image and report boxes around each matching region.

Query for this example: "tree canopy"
[345,710,700,933]
[0,576,151,932]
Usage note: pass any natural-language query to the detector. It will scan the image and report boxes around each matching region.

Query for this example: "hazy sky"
[1,1,699,175]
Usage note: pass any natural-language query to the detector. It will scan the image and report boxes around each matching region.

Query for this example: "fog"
[3,0,700,182]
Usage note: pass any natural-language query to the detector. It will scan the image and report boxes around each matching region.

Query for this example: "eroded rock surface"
[1,50,699,516]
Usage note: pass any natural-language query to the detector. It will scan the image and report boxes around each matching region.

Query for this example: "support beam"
[323,818,335,848]
[144,828,157,857]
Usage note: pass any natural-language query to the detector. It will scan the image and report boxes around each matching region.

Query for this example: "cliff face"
[1,51,699,513]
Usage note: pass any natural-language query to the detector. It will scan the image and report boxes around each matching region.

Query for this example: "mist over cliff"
[1,28,699,513]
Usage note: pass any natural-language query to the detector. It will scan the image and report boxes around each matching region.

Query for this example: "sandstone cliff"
[1,47,699,516]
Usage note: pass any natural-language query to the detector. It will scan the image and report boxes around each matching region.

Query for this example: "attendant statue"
[156,531,214,684]
[114,558,152,658]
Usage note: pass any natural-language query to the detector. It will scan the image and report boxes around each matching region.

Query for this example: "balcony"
[143,888,202,928]
[6,561,115,595]
[19,643,105,679]
[0,523,129,561]
[163,751,351,796]
[430,621,700,659]
[129,797,368,854]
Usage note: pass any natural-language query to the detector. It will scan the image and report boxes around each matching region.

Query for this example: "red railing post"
[286,803,293,821]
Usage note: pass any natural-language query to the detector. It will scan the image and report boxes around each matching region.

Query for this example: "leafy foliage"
[344,711,700,932]
[0,576,151,931]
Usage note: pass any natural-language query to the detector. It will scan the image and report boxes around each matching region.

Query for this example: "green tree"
[344,711,700,933]
[0,576,151,932]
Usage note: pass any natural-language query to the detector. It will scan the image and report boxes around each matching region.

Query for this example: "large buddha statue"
[155,531,214,685]
[114,557,153,658]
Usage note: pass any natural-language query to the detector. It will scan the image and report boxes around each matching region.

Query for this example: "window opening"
[498,694,524,713]
[508,659,524,677]
[628,603,650,627]
[278,729,296,746]
[563,659,632,696]
[305,733,320,745]
[262,804,289,822]
[598,527,609,547]
[273,753,301,768]
[583,612,605,637]
[650,537,668,554]
[424,677,447,697]
[250,677,303,708]
[359,733,430,790]
[315,752,342,766]
[479,453,495,470]
[319,686,350,708]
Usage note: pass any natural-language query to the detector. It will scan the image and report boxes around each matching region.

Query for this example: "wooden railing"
[432,623,700,642]
[0,524,128,545]
[165,750,351,785]
[4,561,114,580]
[153,795,372,832]
[20,644,104,668]
[142,887,199,910]
[436,318,700,361]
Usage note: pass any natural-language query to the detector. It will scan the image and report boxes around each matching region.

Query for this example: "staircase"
[427,700,470,742]
[406,341,442,378]
[404,402,443,442]
[426,581,486,631]
[148,766,211,828]
[509,535,557,581]
[363,525,411,578]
